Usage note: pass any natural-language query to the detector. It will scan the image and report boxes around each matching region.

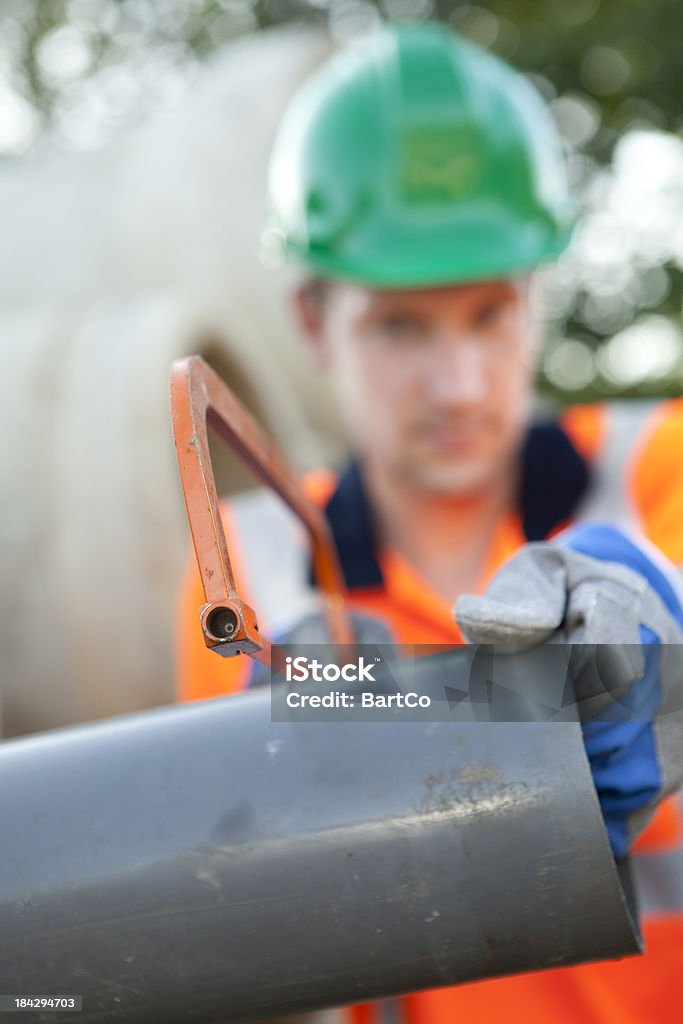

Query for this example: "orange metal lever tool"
[170,356,355,667]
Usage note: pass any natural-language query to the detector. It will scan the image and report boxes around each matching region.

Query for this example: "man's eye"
[474,301,506,328]
[378,316,426,339]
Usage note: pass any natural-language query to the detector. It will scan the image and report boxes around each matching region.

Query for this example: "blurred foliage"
[3,1,681,153]
[448,1,683,151]
[1,0,682,400]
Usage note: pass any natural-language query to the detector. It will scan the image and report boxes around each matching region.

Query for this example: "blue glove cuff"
[556,523,682,857]
[582,630,662,857]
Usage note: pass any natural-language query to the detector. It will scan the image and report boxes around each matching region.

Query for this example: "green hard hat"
[266,21,575,287]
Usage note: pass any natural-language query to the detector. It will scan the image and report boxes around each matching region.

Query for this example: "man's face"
[298,277,538,496]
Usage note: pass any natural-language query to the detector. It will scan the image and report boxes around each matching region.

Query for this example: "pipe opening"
[206,606,240,641]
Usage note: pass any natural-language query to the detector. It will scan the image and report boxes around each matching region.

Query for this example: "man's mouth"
[418,421,488,452]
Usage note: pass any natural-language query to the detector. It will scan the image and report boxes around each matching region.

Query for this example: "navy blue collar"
[321,419,592,591]
[323,460,383,589]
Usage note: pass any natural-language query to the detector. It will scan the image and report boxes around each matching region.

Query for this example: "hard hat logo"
[400,126,480,202]
[267,21,575,288]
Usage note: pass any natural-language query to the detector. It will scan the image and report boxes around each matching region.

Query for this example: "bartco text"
[283,655,431,709]
[285,690,432,709]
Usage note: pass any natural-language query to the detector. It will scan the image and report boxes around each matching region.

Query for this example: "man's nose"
[426,336,488,406]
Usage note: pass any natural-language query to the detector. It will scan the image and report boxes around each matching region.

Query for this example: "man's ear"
[292,280,330,366]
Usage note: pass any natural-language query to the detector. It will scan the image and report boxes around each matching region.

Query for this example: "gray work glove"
[455,522,683,855]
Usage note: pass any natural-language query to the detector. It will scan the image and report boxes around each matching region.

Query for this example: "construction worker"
[176,22,683,1024]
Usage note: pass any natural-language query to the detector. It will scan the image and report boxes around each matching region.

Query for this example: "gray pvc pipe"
[0,654,639,1023]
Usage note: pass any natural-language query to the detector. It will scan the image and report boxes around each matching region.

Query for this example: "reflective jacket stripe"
[575,400,659,529]
[633,845,683,915]
[377,1001,404,1024]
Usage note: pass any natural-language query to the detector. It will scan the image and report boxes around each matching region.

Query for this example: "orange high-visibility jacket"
[176,400,683,1024]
